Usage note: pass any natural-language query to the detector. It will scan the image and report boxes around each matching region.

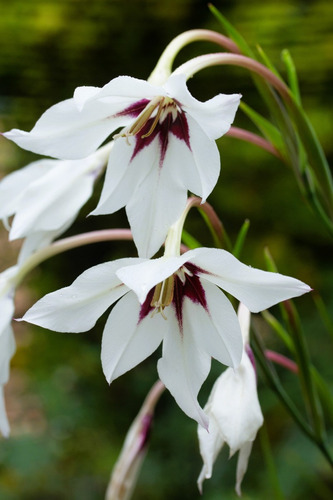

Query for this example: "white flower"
[22,248,310,427]
[197,304,263,496]
[0,267,17,437]
[0,146,110,258]
[3,74,241,257]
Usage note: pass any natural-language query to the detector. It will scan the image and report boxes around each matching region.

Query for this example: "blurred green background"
[0,0,332,498]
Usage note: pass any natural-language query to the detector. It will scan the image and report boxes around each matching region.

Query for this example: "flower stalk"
[149,29,240,85]
[12,229,133,290]
[105,380,165,500]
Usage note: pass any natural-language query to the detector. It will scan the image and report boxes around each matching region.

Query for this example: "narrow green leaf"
[282,49,301,105]
[181,229,201,249]
[208,4,255,57]
[261,310,294,352]
[240,102,286,154]
[259,425,285,500]
[257,44,282,78]
[232,219,250,259]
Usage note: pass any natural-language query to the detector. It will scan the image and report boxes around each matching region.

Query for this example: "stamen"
[150,275,175,318]
[114,96,162,141]
[141,100,165,138]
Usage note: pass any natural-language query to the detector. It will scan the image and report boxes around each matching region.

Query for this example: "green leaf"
[208,4,255,57]
[282,49,301,105]
[232,219,250,259]
[257,44,282,78]
[181,229,201,249]
[240,102,286,154]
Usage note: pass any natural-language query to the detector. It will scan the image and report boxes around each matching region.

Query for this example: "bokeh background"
[0,0,332,498]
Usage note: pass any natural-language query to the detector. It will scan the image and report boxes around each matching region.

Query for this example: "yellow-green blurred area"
[0,0,332,498]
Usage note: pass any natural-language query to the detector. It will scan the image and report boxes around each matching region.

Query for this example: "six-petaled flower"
[3,74,241,256]
[22,248,310,427]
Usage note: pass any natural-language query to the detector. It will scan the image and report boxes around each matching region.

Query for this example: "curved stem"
[173,52,291,101]
[227,126,282,159]
[265,350,298,373]
[149,30,240,85]
[14,229,133,288]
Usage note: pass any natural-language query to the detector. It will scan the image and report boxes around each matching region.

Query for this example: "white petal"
[116,254,192,304]
[17,214,77,265]
[184,281,243,368]
[9,158,96,240]
[190,248,311,312]
[159,127,219,207]
[4,98,124,159]
[126,145,188,257]
[0,325,16,385]
[235,441,254,496]
[185,115,221,201]
[0,386,10,437]
[157,309,210,427]
[0,296,15,336]
[238,303,251,345]
[197,414,225,493]
[91,136,153,216]
[0,323,15,437]
[164,73,241,139]
[22,259,140,332]
[210,354,263,455]
[101,291,164,383]
[75,75,164,108]
[0,160,54,219]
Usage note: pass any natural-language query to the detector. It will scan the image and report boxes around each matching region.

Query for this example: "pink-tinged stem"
[105,380,165,500]
[14,229,133,287]
[172,29,241,54]
[227,126,282,159]
[265,349,298,374]
[185,196,225,248]
[175,53,291,102]
[149,30,240,85]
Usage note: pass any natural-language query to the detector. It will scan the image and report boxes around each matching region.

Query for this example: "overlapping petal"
[101,292,164,383]
[3,99,123,159]
[157,307,211,428]
[190,248,311,312]
[22,260,138,332]
[0,160,53,221]
[185,281,243,368]
[9,159,95,240]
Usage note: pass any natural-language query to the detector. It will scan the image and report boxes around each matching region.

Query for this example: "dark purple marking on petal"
[170,111,191,150]
[172,264,208,334]
[131,118,159,161]
[138,288,155,323]
[115,99,150,118]
[130,109,192,168]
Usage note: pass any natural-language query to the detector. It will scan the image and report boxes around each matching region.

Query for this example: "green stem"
[282,301,326,442]
[259,424,285,500]
[252,330,333,468]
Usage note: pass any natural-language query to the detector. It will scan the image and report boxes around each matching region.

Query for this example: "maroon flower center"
[115,97,191,167]
[139,263,208,333]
